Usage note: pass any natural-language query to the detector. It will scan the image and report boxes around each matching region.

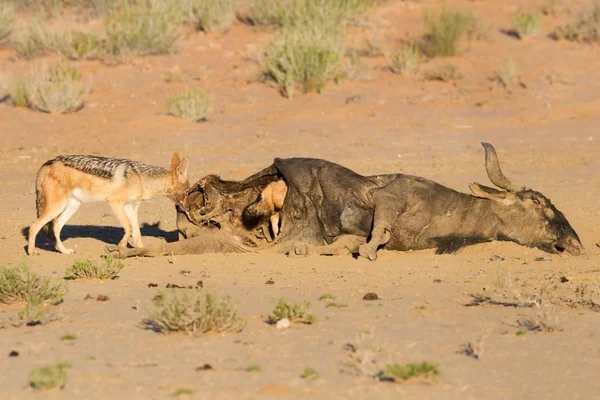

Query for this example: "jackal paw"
[58,248,75,254]
[358,244,377,261]
[28,247,40,256]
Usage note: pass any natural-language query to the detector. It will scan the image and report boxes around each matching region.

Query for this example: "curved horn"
[481,142,520,192]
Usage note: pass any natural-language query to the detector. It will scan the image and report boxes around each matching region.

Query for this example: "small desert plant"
[167,88,212,122]
[174,388,194,396]
[518,303,561,332]
[0,73,9,101]
[0,2,15,44]
[512,12,542,39]
[11,19,61,58]
[382,362,440,382]
[424,63,462,81]
[190,0,236,32]
[457,333,486,360]
[10,78,29,107]
[343,329,382,376]
[0,263,65,305]
[26,61,92,113]
[64,255,123,280]
[318,293,335,301]
[554,3,600,43]
[325,302,348,308]
[29,362,72,390]
[496,59,519,88]
[263,24,345,97]
[11,293,55,326]
[422,9,476,57]
[268,297,315,324]
[105,0,182,59]
[242,0,286,27]
[146,290,246,335]
[301,367,319,379]
[245,364,261,372]
[388,44,420,75]
[60,30,104,60]
[60,333,77,341]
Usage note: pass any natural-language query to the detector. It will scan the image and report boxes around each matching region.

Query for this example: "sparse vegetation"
[0,2,15,44]
[516,330,527,336]
[325,302,348,308]
[245,364,261,372]
[29,362,71,390]
[301,367,319,379]
[318,293,335,300]
[10,78,29,107]
[0,73,9,102]
[60,30,104,60]
[167,88,212,122]
[174,387,194,396]
[512,12,543,39]
[458,333,486,360]
[64,255,123,280]
[422,9,476,57]
[0,263,65,305]
[388,44,420,75]
[242,0,286,27]
[26,62,92,114]
[343,329,382,376]
[268,297,315,324]
[382,362,440,383]
[146,290,246,335]
[496,59,519,88]
[518,304,561,332]
[424,63,462,82]
[191,0,236,32]
[11,293,59,326]
[554,3,600,43]
[11,19,61,58]
[263,24,345,97]
[105,0,182,59]
[60,334,77,341]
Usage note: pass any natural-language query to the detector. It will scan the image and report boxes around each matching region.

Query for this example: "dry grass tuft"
[512,12,543,39]
[64,255,123,280]
[268,297,315,324]
[167,88,212,122]
[29,362,72,390]
[422,9,476,57]
[0,263,65,305]
[388,44,420,75]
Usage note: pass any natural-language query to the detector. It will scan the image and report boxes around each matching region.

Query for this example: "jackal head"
[166,152,190,211]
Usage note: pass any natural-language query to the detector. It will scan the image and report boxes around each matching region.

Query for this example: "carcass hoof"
[289,242,307,258]
[105,244,126,259]
[358,244,377,261]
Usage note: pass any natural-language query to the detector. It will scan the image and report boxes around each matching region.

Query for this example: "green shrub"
[167,88,212,122]
[512,12,542,39]
[382,362,440,382]
[60,30,104,60]
[105,0,182,58]
[29,362,72,390]
[64,256,123,280]
[191,0,236,32]
[0,263,65,305]
[263,24,345,97]
[268,297,315,324]
[146,290,246,335]
[26,61,92,113]
[422,9,476,57]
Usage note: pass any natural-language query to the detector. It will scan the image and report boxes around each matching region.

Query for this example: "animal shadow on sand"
[21,222,178,253]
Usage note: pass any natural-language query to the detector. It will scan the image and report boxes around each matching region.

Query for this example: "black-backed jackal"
[242,180,287,241]
[28,153,190,255]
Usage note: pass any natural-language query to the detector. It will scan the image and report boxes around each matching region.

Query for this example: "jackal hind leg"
[52,197,81,254]
[28,194,69,256]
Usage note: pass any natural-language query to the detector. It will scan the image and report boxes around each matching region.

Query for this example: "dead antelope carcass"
[105,143,582,260]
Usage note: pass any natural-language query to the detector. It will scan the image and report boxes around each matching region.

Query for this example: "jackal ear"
[176,157,189,182]
[469,183,515,205]
[170,152,181,169]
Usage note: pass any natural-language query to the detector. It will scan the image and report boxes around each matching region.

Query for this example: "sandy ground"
[1,1,600,399]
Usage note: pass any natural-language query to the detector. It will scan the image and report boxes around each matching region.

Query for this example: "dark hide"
[105,156,582,260]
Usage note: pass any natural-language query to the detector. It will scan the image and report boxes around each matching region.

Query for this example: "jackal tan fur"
[28,153,190,255]
[242,180,287,241]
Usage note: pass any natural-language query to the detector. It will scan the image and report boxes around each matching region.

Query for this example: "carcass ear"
[170,152,181,169]
[176,157,189,183]
[469,183,515,205]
